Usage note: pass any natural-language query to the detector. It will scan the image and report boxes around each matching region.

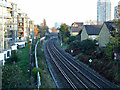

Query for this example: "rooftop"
[84,25,102,35]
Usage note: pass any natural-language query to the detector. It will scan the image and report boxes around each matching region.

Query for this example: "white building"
[0,0,12,52]
[97,0,111,25]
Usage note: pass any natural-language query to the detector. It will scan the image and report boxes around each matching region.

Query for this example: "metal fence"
[35,37,45,88]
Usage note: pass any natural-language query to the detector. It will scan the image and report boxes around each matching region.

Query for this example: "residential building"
[114,1,120,20]
[29,20,34,39]
[81,25,101,41]
[97,0,111,25]
[24,15,30,41]
[7,2,18,46]
[98,21,116,47]
[17,9,24,40]
[114,6,118,20]
[118,1,120,19]
[17,9,30,41]
[0,0,12,52]
[70,22,83,36]
[0,0,34,65]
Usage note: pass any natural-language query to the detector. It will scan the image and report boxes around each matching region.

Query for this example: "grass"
[16,45,30,79]
[37,40,56,88]
[57,40,68,50]
[2,43,36,88]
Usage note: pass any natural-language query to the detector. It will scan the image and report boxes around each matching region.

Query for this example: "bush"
[67,36,76,44]
[69,39,96,55]
[79,39,96,54]
[6,50,18,64]
[31,67,42,81]
[2,65,28,88]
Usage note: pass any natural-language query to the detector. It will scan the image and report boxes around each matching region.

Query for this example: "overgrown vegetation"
[37,39,56,88]
[2,41,36,89]
[31,67,42,82]
[59,34,120,86]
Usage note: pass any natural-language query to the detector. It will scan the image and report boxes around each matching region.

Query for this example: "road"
[44,38,118,89]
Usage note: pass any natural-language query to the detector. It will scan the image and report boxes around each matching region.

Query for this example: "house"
[98,21,116,47]
[81,25,102,41]
[70,22,83,36]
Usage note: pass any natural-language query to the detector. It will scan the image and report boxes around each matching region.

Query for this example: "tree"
[52,27,57,33]
[59,24,70,42]
[69,39,96,55]
[39,19,49,37]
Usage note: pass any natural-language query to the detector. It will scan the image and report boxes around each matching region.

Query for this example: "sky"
[8,0,120,28]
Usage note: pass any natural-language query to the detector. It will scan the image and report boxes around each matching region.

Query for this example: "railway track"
[45,38,118,89]
[53,38,118,88]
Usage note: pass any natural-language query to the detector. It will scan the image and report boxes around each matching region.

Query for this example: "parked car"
[15,42,26,49]
[17,44,25,49]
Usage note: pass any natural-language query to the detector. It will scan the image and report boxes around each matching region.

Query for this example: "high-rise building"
[118,1,120,19]
[97,0,111,25]
[29,20,34,39]
[0,0,12,52]
[114,6,118,20]
[114,1,120,20]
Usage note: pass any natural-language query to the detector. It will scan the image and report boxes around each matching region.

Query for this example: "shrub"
[2,65,28,88]
[79,39,96,54]
[67,36,76,44]
[69,39,96,55]
[31,67,42,81]
[6,50,18,64]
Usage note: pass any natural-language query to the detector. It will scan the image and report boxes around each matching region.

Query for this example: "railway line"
[45,38,118,89]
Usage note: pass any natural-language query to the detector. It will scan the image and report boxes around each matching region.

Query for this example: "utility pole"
[29,45,32,84]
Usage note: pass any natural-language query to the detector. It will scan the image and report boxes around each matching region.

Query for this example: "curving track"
[45,38,118,89]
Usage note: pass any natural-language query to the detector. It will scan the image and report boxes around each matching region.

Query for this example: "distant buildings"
[114,1,120,20]
[54,22,60,29]
[79,21,116,47]
[70,22,83,36]
[97,0,111,25]
[98,21,116,47]
[114,6,118,20]
[81,25,101,41]
[17,10,32,41]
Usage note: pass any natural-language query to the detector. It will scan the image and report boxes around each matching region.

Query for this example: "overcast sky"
[8,0,120,27]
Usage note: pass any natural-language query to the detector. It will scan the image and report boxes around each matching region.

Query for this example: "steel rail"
[53,38,117,88]
[49,41,90,89]
[51,40,101,88]
[46,41,77,89]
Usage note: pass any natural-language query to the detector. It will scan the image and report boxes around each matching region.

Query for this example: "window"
[91,35,96,40]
